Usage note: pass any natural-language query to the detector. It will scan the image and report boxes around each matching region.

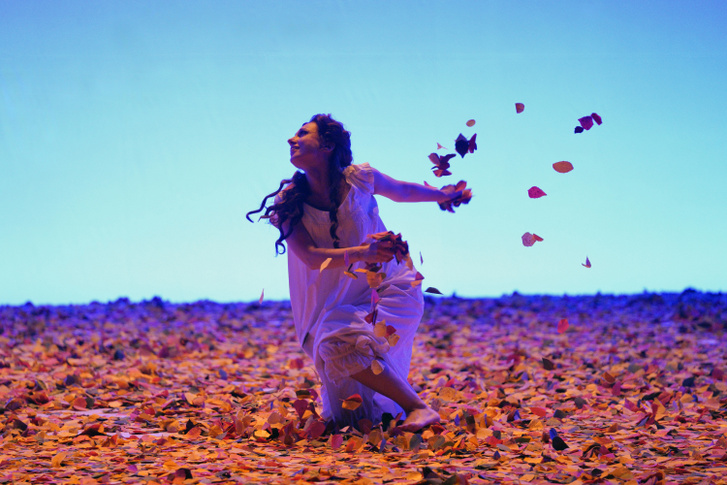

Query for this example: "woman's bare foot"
[398,406,440,432]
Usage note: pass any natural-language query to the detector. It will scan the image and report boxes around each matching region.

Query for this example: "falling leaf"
[557,318,569,334]
[521,232,544,247]
[371,360,385,375]
[466,119,476,127]
[425,287,443,295]
[582,257,591,268]
[429,152,455,177]
[419,252,423,265]
[527,186,547,199]
[552,161,574,173]
[454,133,477,158]
[574,126,584,134]
[319,257,332,272]
[515,102,525,113]
[591,112,602,125]
[344,267,358,279]
[342,394,363,411]
[374,321,387,338]
[366,271,385,289]
[410,272,424,287]
[437,143,446,150]
[259,288,264,304]
[578,116,594,131]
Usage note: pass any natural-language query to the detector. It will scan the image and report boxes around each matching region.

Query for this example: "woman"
[248,114,466,431]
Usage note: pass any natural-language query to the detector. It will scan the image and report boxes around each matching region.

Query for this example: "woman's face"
[288,122,330,172]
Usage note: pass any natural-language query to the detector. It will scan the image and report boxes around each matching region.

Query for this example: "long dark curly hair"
[246,114,353,255]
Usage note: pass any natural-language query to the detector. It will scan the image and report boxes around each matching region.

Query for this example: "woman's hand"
[439,184,463,203]
[438,181,473,213]
[362,239,396,264]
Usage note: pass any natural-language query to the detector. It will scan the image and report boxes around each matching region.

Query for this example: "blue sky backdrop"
[2,1,726,305]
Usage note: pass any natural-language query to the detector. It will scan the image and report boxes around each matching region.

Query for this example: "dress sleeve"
[344,163,376,194]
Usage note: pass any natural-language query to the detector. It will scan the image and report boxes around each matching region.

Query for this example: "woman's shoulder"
[344,163,377,193]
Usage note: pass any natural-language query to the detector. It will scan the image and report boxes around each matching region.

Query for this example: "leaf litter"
[1,290,724,484]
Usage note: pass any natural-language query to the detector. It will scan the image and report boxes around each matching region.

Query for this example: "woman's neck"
[304,170,348,211]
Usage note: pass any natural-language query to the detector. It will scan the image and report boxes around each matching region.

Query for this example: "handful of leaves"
[438,180,473,213]
[368,231,410,264]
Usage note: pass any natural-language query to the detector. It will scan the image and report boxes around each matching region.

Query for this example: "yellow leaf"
[319,257,332,272]
[374,322,387,338]
[371,360,385,375]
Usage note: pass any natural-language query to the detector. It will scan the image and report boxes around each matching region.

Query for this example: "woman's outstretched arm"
[286,220,396,271]
[372,168,461,204]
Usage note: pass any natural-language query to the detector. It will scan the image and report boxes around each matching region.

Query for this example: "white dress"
[286,163,424,427]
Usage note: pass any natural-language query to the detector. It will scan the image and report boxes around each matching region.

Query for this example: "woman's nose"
[288,137,295,146]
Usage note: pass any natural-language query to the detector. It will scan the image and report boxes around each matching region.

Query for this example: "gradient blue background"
[2,1,725,305]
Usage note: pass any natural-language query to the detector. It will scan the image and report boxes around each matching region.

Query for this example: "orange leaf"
[51,451,67,468]
[72,396,87,411]
[387,333,400,347]
[553,161,574,173]
[530,407,548,418]
[342,394,363,411]
[466,119,476,127]
[186,426,201,439]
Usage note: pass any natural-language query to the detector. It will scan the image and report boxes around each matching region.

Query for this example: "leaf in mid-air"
[515,102,525,113]
[552,161,574,173]
[319,258,332,272]
[342,394,363,411]
[528,186,547,199]
[454,133,477,158]
[578,116,594,131]
[522,232,544,247]
[429,152,455,177]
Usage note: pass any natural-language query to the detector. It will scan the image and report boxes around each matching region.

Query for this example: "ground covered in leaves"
[1,290,726,484]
